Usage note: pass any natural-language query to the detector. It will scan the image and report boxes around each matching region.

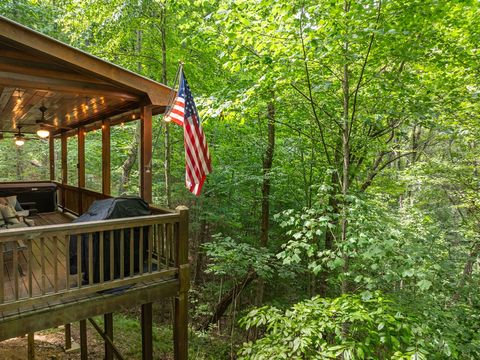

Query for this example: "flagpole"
[164,61,183,123]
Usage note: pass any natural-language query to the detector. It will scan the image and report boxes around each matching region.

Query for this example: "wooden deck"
[0,207,189,360]
[2,212,74,303]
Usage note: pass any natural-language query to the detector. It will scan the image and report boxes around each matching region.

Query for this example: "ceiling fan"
[21,106,69,138]
[13,126,39,146]
[0,126,44,146]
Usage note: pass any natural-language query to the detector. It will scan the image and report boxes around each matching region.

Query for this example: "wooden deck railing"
[0,211,186,314]
[55,182,173,216]
[55,182,110,215]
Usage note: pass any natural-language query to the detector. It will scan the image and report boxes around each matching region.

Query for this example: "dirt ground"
[0,325,104,360]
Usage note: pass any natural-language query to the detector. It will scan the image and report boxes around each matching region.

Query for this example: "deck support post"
[174,206,189,360]
[61,132,67,211]
[102,119,111,196]
[80,319,87,360]
[78,126,85,214]
[49,136,55,181]
[104,313,114,360]
[65,323,72,350]
[141,303,153,360]
[27,332,34,360]
[140,105,152,203]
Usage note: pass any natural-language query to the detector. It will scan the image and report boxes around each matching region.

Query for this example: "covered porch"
[0,15,189,360]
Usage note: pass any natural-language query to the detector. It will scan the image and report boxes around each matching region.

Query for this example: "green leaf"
[417,279,432,291]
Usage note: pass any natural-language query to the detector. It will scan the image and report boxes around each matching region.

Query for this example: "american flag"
[165,69,212,196]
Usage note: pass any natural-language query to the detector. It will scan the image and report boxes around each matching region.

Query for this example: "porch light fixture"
[14,126,25,146]
[36,126,50,138]
[15,134,25,146]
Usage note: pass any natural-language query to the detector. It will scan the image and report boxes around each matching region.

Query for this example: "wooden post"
[78,127,85,214]
[140,106,152,203]
[80,319,88,360]
[65,323,72,350]
[174,206,189,360]
[49,136,55,181]
[27,332,34,360]
[102,119,111,196]
[61,132,67,211]
[141,303,153,360]
[104,313,113,360]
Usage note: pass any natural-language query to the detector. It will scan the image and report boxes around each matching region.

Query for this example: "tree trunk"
[198,269,258,331]
[256,98,275,306]
[453,242,480,301]
[341,0,351,295]
[118,128,140,195]
[193,218,208,286]
[160,2,172,208]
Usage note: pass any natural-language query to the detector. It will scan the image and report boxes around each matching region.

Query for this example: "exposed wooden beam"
[140,106,152,203]
[50,100,140,137]
[0,17,174,105]
[88,317,125,360]
[61,132,67,210]
[102,119,111,196]
[49,136,55,181]
[78,127,85,213]
[0,71,140,100]
[0,280,178,341]
[0,56,111,85]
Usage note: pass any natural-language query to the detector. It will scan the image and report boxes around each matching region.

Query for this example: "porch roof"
[0,15,173,135]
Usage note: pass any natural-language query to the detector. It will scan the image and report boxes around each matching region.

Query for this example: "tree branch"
[298,6,332,165]
[360,151,415,192]
[349,0,382,135]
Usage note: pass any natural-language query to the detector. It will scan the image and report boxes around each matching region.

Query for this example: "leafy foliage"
[2,0,480,358]
[202,234,274,279]
[239,293,428,360]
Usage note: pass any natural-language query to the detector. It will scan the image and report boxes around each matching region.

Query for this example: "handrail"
[0,214,179,241]
[0,211,184,313]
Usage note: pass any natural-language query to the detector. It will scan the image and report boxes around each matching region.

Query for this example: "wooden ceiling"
[0,16,173,136]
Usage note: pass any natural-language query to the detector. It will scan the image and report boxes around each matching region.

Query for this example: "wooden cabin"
[0,15,189,359]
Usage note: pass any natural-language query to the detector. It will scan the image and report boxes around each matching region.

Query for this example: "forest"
[1,0,480,359]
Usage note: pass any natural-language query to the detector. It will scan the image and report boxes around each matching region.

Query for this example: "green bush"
[238,293,428,360]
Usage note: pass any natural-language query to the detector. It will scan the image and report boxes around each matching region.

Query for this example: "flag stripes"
[164,69,212,196]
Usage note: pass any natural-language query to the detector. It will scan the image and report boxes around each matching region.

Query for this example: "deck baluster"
[0,245,4,303]
[99,232,104,283]
[109,230,114,281]
[129,228,134,277]
[120,230,124,279]
[159,224,165,268]
[77,234,82,288]
[156,224,161,270]
[148,225,153,273]
[65,235,70,291]
[166,223,171,268]
[139,227,144,275]
[88,233,93,285]
[28,240,33,297]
